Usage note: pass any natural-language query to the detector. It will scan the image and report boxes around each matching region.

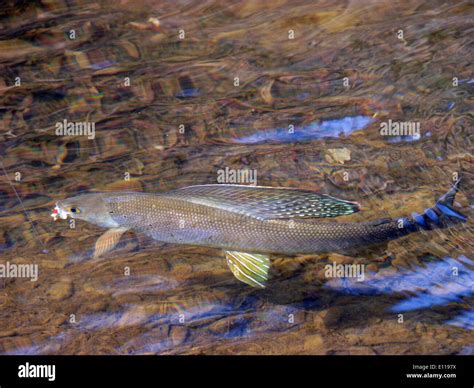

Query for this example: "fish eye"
[70,207,81,214]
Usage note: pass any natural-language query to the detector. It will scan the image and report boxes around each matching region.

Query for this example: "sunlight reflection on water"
[325,256,473,326]
[234,115,373,144]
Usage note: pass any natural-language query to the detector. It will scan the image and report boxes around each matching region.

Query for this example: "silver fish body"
[54,182,466,287]
[100,192,406,254]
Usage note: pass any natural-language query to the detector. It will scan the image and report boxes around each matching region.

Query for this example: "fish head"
[52,193,120,228]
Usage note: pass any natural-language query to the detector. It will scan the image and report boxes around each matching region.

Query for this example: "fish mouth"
[50,203,72,221]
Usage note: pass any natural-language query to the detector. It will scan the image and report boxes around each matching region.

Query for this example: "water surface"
[0,0,472,355]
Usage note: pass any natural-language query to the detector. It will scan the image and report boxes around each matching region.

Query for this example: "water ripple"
[234,115,373,144]
[325,256,474,315]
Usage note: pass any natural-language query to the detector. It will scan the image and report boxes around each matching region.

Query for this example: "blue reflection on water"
[73,302,234,333]
[175,88,200,98]
[3,333,67,355]
[77,311,124,331]
[89,60,116,70]
[325,256,473,321]
[446,310,474,331]
[386,132,421,143]
[234,115,373,144]
[5,344,43,355]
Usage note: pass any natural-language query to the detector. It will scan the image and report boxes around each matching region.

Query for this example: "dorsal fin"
[165,184,360,220]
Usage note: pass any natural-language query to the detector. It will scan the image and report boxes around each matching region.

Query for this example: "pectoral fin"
[93,227,128,258]
[225,251,270,288]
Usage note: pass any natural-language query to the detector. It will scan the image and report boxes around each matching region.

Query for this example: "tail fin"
[410,179,467,230]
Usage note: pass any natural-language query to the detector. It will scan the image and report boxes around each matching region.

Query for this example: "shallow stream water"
[0,0,472,354]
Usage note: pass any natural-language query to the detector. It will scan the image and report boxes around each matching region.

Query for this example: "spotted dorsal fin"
[225,251,270,288]
[166,184,360,220]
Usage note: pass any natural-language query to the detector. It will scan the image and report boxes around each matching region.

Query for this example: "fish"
[51,180,467,288]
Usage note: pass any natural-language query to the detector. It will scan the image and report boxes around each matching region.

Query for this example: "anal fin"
[93,227,129,258]
[225,251,270,288]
